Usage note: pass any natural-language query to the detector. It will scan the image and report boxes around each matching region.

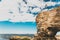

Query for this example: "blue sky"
[0,0,60,34]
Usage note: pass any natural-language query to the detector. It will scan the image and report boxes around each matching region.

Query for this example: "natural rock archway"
[34,6,60,40]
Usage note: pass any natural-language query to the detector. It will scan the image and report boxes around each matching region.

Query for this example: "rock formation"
[34,6,60,40]
[9,36,31,40]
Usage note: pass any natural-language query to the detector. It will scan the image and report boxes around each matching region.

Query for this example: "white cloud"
[9,13,36,22]
[0,0,60,22]
[45,2,56,6]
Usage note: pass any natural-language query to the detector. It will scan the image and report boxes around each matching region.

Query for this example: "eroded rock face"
[36,6,60,38]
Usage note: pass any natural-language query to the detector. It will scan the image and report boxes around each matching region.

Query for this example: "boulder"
[35,6,60,40]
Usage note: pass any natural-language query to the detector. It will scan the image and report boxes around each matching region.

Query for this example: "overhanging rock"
[34,6,60,40]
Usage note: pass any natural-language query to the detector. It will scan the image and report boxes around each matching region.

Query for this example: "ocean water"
[0,36,9,40]
[0,38,9,40]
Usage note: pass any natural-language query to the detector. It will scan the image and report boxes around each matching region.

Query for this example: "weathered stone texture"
[34,7,60,40]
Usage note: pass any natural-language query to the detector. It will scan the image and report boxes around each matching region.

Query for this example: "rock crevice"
[34,7,60,40]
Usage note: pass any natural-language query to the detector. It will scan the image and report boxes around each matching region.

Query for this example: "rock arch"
[34,6,60,40]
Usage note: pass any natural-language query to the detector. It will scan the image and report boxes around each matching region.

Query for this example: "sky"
[0,0,60,34]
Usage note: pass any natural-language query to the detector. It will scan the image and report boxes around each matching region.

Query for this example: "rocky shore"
[9,36,32,40]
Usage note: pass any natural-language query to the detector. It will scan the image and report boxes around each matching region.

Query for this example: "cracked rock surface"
[34,6,60,40]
